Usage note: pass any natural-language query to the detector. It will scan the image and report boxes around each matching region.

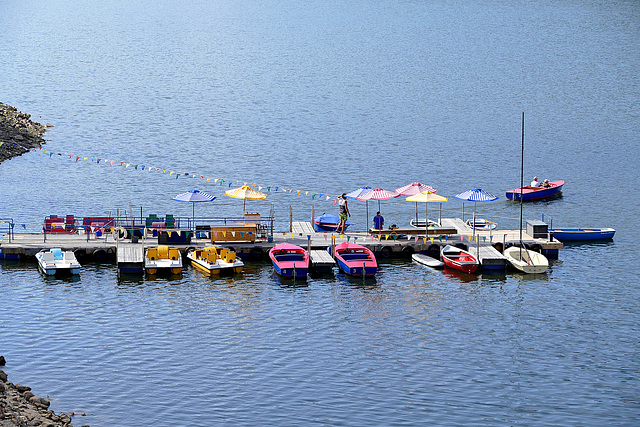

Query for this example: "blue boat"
[551,228,615,241]
[313,213,351,232]
[506,180,564,201]
[269,243,309,279]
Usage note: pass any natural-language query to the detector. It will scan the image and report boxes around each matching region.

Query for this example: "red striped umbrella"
[395,182,438,225]
[356,188,400,213]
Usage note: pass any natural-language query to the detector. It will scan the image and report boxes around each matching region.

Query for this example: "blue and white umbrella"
[171,190,216,218]
[453,188,498,234]
[344,186,372,226]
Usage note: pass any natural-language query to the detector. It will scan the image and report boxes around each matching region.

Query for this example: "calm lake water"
[1,0,639,425]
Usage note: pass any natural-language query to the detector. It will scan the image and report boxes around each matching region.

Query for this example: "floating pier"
[0,218,563,272]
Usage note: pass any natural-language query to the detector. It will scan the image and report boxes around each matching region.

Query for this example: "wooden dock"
[1,218,563,272]
[116,243,144,274]
[309,249,335,274]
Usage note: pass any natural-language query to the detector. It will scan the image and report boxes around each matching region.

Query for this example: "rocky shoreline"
[0,357,78,427]
[0,102,50,164]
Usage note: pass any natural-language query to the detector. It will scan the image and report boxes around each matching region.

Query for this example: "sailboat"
[504,113,549,274]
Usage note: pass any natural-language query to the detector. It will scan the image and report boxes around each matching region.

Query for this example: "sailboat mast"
[520,112,525,246]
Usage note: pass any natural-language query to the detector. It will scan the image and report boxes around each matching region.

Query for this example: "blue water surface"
[1,0,638,425]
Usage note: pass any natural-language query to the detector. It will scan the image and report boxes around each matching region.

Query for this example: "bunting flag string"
[32,147,353,203]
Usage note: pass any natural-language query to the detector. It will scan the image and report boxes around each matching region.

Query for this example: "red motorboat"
[505,180,564,201]
[441,245,479,274]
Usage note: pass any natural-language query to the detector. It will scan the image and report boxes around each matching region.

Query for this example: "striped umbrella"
[356,188,400,214]
[453,188,499,236]
[171,190,216,218]
[345,186,372,226]
[395,182,438,225]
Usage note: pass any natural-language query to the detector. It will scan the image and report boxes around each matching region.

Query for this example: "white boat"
[145,246,182,275]
[187,246,244,275]
[409,219,439,228]
[504,246,548,274]
[412,253,444,269]
[35,248,81,275]
[465,218,497,230]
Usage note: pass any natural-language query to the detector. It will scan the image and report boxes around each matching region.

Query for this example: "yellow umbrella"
[225,185,267,214]
[406,191,448,236]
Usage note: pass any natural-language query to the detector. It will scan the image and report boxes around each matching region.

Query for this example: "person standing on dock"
[373,211,384,230]
[336,193,350,233]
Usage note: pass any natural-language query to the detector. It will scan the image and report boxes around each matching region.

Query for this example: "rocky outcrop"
[0,102,49,164]
[0,362,76,427]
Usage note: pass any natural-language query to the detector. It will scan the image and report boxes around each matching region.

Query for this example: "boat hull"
[334,242,377,277]
[504,247,548,273]
[145,246,183,275]
[313,214,351,232]
[506,180,564,201]
[412,253,444,269]
[269,243,309,279]
[441,245,479,274]
[551,228,615,241]
[187,247,244,275]
[35,249,81,276]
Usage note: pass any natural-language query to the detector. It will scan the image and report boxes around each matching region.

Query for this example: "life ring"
[427,244,440,259]
[402,246,415,257]
[380,246,393,258]
[113,227,127,240]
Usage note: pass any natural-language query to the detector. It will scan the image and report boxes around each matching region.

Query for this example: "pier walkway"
[1,219,563,270]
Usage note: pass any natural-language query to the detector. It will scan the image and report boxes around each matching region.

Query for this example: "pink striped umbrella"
[356,188,400,213]
[395,182,438,225]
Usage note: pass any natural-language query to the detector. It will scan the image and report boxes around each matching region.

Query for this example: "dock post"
[289,206,292,232]
[311,205,315,226]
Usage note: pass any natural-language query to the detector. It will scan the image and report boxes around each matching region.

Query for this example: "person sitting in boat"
[541,179,551,188]
[373,211,384,230]
[530,176,540,187]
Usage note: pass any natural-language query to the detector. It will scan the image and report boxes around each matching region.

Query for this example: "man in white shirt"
[530,176,540,187]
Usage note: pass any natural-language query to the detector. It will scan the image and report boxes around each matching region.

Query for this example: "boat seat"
[147,249,158,260]
[207,252,218,262]
[157,246,169,259]
[41,252,55,262]
[52,248,63,260]
[168,249,180,260]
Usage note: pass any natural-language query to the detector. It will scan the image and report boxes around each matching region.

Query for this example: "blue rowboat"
[269,243,309,279]
[551,228,615,241]
[506,180,564,201]
[334,242,377,277]
[313,213,351,232]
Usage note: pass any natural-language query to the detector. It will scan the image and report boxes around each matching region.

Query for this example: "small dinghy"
[314,213,351,233]
[441,245,479,274]
[145,246,182,275]
[269,243,309,279]
[409,219,439,228]
[36,248,81,276]
[506,180,564,201]
[504,246,548,274]
[412,253,444,269]
[551,227,615,242]
[187,246,244,275]
[465,218,497,230]
[333,242,377,277]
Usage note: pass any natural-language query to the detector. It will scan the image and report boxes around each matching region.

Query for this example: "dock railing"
[0,218,15,242]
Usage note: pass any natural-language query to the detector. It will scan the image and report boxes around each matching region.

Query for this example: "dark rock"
[15,384,31,392]
[0,369,7,382]
[0,355,6,366]
[0,101,48,164]
[30,395,50,409]
[23,390,35,400]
